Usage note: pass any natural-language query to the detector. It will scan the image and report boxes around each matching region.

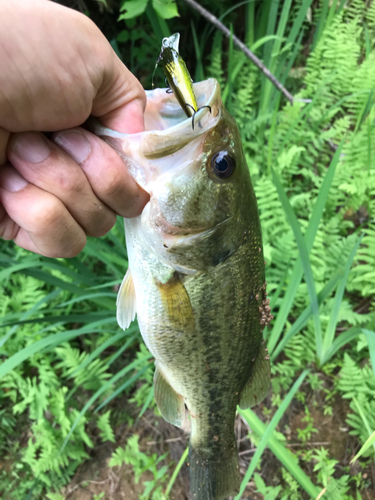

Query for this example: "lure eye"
[210,151,235,179]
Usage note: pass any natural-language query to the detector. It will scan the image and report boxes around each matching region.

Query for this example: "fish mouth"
[92,79,221,185]
[143,78,221,136]
[90,78,222,195]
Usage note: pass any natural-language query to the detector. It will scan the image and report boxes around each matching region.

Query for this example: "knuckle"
[101,167,123,199]
[31,197,63,232]
[126,197,145,218]
[46,234,86,259]
[63,235,87,258]
[88,209,116,237]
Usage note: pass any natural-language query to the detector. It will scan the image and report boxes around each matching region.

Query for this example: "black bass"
[95,77,272,499]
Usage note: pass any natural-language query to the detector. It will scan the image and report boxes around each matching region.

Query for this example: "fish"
[93,49,272,500]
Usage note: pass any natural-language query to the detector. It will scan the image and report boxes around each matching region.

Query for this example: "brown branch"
[181,0,294,104]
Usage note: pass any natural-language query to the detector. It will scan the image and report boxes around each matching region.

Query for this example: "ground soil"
[62,387,375,500]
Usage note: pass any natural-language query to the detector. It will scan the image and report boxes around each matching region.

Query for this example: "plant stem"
[164,445,189,497]
[181,0,294,104]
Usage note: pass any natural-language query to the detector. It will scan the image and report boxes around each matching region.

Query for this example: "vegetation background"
[0,0,374,499]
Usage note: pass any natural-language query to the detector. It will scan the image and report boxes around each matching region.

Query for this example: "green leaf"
[271,167,322,361]
[267,142,343,355]
[137,386,155,422]
[164,446,188,497]
[322,235,364,355]
[362,329,375,377]
[271,270,343,361]
[352,429,375,464]
[94,363,151,412]
[236,370,309,499]
[69,331,138,378]
[238,403,320,499]
[152,0,179,19]
[59,353,152,454]
[119,0,149,20]
[97,411,116,443]
[0,318,116,379]
[352,397,375,460]
[238,410,320,500]
[322,327,362,365]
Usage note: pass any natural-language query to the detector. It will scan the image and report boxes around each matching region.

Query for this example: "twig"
[181,0,294,104]
[237,414,242,449]
[286,441,330,447]
[316,488,327,500]
[146,437,183,445]
[239,448,257,456]
[141,415,164,436]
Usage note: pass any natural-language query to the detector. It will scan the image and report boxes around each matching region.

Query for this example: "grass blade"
[267,142,343,355]
[0,318,116,379]
[238,408,320,498]
[137,386,155,422]
[94,363,152,412]
[352,397,375,460]
[165,445,189,497]
[271,167,322,360]
[351,429,375,464]
[0,289,62,349]
[271,270,343,361]
[59,352,152,454]
[322,235,364,354]
[236,369,309,499]
[0,311,111,328]
[321,327,362,365]
[69,330,137,378]
[362,329,375,377]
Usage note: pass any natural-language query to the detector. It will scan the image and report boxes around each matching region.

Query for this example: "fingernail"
[11,132,50,163]
[54,130,91,164]
[0,165,28,192]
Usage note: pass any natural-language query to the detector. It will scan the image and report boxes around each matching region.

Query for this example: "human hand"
[0,0,149,258]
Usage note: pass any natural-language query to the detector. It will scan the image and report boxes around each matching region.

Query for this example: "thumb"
[92,54,146,134]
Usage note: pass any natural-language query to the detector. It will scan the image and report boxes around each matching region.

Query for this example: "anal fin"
[239,341,270,409]
[154,362,185,427]
[116,267,137,330]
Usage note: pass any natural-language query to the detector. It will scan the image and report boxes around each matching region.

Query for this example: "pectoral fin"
[156,273,195,334]
[154,362,185,427]
[239,341,270,409]
[116,268,137,330]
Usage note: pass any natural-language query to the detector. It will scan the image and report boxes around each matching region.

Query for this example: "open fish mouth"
[143,78,220,135]
[92,79,221,190]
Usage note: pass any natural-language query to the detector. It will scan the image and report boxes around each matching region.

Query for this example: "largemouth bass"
[95,78,272,500]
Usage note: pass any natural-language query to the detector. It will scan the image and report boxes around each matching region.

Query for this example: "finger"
[0,165,86,257]
[92,53,146,134]
[0,1,145,134]
[7,132,117,237]
[53,128,149,218]
[0,203,19,241]
[0,128,10,165]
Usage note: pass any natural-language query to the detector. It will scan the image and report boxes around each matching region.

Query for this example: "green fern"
[337,354,375,456]
[97,410,116,443]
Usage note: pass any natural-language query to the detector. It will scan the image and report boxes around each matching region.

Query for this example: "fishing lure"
[153,32,211,129]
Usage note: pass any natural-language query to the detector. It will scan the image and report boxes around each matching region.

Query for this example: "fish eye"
[210,151,235,179]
